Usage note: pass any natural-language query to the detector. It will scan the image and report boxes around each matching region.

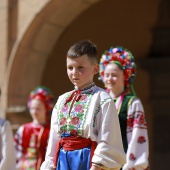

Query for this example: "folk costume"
[14,86,54,170]
[99,47,149,170]
[0,118,16,170]
[41,82,126,170]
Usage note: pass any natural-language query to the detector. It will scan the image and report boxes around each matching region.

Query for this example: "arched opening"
[4,0,162,169]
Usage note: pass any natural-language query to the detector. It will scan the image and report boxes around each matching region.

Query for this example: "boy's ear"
[94,64,99,74]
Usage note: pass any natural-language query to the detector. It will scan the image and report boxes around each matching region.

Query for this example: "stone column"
[8,0,18,58]
[0,0,8,118]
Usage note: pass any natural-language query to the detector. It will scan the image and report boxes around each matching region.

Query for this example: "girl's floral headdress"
[99,47,136,93]
[28,86,55,114]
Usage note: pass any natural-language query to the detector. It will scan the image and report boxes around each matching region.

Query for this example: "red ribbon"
[64,90,81,106]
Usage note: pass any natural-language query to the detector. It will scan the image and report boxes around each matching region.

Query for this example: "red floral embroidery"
[129,153,136,161]
[138,136,146,143]
[80,94,87,101]
[133,112,147,127]
[70,129,78,136]
[74,104,83,112]
[127,117,133,128]
[70,117,80,125]
[60,117,66,125]
[127,111,147,133]
[134,114,144,125]
[138,115,145,124]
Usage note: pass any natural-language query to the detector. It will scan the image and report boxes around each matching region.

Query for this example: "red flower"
[60,117,66,125]
[129,153,136,161]
[138,136,146,143]
[70,117,79,125]
[127,117,133,128]
[134,114,145,125]
[138,115,145,124]
[70,129,78,136]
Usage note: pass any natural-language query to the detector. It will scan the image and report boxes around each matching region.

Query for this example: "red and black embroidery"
[134,111,147,128]
[127,111,147,133]
[129,153,136,161]
[138,136,146,143]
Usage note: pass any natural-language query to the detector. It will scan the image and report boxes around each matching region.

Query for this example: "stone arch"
[3,0,101,112]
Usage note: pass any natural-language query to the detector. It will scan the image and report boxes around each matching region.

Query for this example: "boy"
[40,40,126,170]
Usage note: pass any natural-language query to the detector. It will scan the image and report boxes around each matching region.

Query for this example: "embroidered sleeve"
[123,98,149,170]
[14,125,24,162]
[92,97,126,169]
[40,96,62,170]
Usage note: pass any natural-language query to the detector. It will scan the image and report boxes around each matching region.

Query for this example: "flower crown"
[28,86,54,114]
[99,47,136,87]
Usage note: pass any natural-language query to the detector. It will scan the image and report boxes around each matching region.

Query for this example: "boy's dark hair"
[67,40,98,63]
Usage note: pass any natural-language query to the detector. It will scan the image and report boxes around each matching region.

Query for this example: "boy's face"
[67,54,99,89]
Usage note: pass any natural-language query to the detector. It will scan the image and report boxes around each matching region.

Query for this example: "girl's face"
[67,54,99,89]
[29,99,47,124]
[103,63,124,95]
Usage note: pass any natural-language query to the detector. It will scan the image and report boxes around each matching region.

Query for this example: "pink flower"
[62,105,68,112]
[75,105,82,112]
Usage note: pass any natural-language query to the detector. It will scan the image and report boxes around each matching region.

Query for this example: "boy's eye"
[78,66,83,69]
[68,67,73,70]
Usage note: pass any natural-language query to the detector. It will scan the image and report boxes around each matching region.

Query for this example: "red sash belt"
[55,136,97,167]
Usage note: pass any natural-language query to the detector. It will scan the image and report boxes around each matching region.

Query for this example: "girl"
[14,86,54,170]
[99,47,149,170]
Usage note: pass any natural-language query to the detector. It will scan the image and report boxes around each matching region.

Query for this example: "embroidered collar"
[65,82,96,106]
[75,82,96,92]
